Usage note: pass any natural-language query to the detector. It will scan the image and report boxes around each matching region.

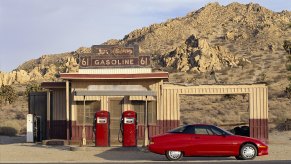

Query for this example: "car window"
[194,126,214,135]
[168,125,233,135]
[206,128,214,135]
[183,125,195,134]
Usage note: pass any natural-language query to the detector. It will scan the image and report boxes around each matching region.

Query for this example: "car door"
[209,125,238,155]
[189,125,235,156]
[165,125,195,155]
[178,125,197,155]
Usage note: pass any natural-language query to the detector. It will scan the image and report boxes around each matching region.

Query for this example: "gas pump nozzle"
[118,118,124,143]
[92,116,97,144]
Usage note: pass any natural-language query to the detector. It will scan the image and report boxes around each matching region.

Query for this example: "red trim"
[249,119,268,142]
[60,72,169,80]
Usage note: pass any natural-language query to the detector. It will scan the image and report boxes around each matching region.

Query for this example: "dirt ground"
[0,131,291,163]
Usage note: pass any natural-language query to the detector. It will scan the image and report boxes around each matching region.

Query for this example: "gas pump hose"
[118,121,123,143]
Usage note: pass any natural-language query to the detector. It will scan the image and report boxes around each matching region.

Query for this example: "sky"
[0,0,290,72]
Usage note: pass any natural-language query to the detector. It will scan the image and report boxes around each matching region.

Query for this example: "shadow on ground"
[0,135,72,151]
[19,143,72,151]
[94,147,234,161]
[0,135,26,144]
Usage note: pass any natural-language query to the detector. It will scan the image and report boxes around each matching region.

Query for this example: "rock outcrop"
[0,57,78,85]
[161,35,248,72]
[113,2,290,56]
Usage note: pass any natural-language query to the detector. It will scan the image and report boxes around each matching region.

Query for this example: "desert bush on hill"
[285,84,291,99]
[0,84,17,104]
[283,40,291,54]
[283,40,291,99]
[286,65,291,71]
[25,82,43,97]
[222,94,236,100]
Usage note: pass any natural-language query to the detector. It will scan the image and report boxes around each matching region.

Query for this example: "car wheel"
[238,144,257,160]
[165,150,183,161]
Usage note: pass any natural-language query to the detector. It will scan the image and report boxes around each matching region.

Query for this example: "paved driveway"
[1,135,291,163]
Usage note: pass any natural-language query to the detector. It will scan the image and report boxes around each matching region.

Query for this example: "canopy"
[74,85,156,96]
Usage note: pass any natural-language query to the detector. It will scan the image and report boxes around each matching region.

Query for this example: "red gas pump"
[120,111,137,147]
[94,111,110,147]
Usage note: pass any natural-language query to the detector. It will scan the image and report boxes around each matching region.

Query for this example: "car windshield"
[168,125,188,133]
[211,125,234,136]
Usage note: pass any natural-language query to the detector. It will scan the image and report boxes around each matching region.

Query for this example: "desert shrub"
[285,84,291,99]
[221,94,236,101]
[248,69,255,75]
[286,64,291,71]
[0,121,21,136]
[25,82,43,97]
[17,91,25,97]
[237,59,250,70]
[276,123,287,131]
[0,85,17,104]
[274,74,285,83]
[283,40,291,54]
[15,112,26,120]
[256,72,267,83]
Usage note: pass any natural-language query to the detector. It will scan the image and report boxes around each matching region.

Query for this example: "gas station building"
[31,45,269,145]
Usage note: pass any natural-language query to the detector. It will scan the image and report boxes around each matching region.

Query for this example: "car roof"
[189,124,215,126]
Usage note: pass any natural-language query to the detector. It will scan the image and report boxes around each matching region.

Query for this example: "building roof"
[41,82,66,89]
[60,72,169,80]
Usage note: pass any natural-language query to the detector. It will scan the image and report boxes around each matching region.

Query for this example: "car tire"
[237,143,257,160]
[235,156,243,160]
[165,150,183,161]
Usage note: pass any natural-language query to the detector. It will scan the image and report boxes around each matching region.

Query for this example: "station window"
[131,101,157,125]
[76,101,101,125]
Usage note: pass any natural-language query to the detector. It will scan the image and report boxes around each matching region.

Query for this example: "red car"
[148,124,268,161]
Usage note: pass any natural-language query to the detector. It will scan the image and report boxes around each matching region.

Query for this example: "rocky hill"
[1,2,289,85]
[0,54,78,86]
[0,2,291,132]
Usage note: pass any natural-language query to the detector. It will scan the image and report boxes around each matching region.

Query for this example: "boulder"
[162,35,246,72]
[15,70,30,84]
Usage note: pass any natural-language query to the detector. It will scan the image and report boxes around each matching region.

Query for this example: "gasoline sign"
[79,45,151,68]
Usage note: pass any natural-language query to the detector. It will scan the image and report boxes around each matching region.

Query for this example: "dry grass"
[0,85,28,136]
[268,98,291,128]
